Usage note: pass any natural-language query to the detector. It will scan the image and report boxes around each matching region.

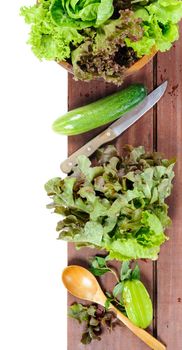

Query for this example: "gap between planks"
[152,53,158,340]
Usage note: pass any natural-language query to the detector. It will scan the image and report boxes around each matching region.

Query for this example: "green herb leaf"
[131,264,140,280]
[104,299,111,310]
[68,302,120,344]
[113,282,124,298]
[90,267,110,276]
[68,303,90,323]
[87,305,97,316]
[89,317,99,326]
[120,261,131,280]
[81,331,92,344]
[90,256,110,276]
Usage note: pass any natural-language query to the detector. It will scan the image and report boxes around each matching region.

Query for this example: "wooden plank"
[156,24,182,348]
[67,60,155,349]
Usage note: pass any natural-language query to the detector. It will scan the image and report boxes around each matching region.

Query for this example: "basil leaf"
[120,261,132,281]
[131,264,140,280]
[113,282,124,298]
[104,298,111,310]
[90,256,110,276]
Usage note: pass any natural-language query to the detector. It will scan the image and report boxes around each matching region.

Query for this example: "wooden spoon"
[62,265,166,350]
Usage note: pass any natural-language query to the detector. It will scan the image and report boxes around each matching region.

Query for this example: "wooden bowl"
[58,47,156,80]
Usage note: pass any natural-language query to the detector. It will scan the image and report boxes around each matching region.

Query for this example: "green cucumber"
[52,84,147,135]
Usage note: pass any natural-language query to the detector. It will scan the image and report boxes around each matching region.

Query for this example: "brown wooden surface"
[67,24,182,349]
[156,24,182,349]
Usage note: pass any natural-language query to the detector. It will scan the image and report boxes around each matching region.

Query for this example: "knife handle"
[60,127,116,173]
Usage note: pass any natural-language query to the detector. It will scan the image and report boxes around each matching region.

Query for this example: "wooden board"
[156,24,182,349]
[67,24,182,349]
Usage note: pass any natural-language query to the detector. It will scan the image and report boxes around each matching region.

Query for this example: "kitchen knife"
[60,81,167,174]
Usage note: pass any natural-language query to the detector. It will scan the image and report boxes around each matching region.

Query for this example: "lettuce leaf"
[147,0,182,24]
[21,0,182,76]
[126,0,182,56]
[72,9,143,85]
[60,220,104,246]
[45,145,175,261]
[105,210,167,260]
[96,0,114,26]
[20,0,115,63]
[50,0,114,28]
[106,239,161,261]
[20,0,84,61]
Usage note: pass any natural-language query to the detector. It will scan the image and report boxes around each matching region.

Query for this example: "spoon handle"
[109,305,166,350]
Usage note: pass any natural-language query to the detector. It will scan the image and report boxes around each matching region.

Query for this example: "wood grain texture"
[67,25,182,348]
[156,24,182,349]
[67,61,155,350]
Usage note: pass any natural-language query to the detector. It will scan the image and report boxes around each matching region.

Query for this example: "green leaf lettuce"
[72,9,143,85]
[126,0,182,56]
[50,0,114,28]
[20,0,84,61]
[45,145,175,261]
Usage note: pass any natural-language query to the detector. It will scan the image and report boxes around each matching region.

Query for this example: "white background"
[0,1,67,349]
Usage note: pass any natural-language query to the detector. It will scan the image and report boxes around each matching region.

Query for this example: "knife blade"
[60,81,167,174]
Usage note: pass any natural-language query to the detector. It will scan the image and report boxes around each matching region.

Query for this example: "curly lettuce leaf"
[50,0,95,28]
[136,211,167,247]
[106,239,161,261]
[60,220,104,246]
[21,0,182,72]
[50,0,114,28]
[68,302,119,345]
[126,0,182,56]
[20,0,85,61]
[77,155,104,181]
[105,211,167,260]
[72,9,143,84]
[96,0,114,26]
[147,0,182,24]
[45,145,175,260]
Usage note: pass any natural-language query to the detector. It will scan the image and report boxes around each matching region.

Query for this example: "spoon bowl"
[62,265,106,304]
